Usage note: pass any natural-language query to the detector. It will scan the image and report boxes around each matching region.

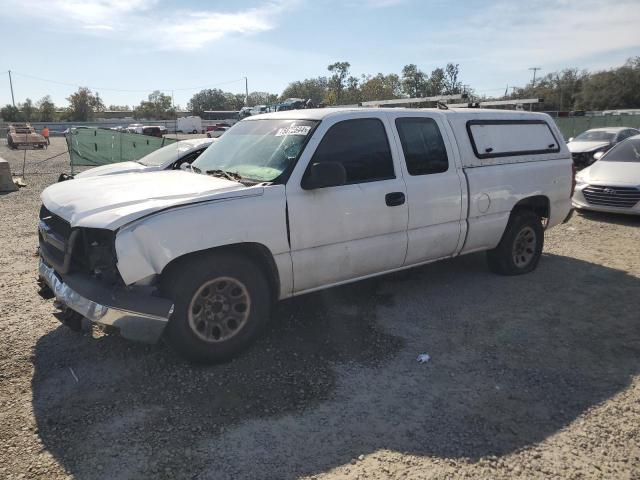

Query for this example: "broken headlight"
[76,228,121,285]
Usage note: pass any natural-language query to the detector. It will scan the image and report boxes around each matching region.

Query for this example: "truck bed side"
[461,159,572,254]
[444,110,573,255]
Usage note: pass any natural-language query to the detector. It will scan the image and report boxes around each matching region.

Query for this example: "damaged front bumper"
[39,259,173,343]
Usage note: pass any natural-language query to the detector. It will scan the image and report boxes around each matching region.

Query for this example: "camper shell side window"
[466,120,560,159]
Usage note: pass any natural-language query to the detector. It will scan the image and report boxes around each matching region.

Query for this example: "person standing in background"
[41,126,49,146]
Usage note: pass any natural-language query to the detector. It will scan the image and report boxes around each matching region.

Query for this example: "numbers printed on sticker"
[275,126,311,137]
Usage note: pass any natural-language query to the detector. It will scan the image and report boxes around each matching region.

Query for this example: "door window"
[617,129,638,142]
[309,118,394,184]
[395,117,449,175]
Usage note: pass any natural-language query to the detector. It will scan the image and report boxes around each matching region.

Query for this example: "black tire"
[59,307,84,331]
[486,210,544,275]
[161,251,271,363]
[192,129,198,134]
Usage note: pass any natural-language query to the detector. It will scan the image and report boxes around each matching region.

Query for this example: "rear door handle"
[385,192,405,207]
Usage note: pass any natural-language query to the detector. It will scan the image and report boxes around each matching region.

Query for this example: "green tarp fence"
[553,115,640,140]
[63,117,640,168]
[66,128,177,167]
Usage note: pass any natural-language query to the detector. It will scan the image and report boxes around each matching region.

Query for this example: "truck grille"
[39,205,71,241]
[582,185,640,208]
[38,205,76,272]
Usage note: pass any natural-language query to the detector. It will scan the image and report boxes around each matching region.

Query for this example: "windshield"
[601,138,640,163]
[191,119,318,182]
[138,141,198,166]
[574,130,615,142]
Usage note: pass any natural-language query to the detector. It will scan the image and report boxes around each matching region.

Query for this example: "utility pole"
[171,90,176,136]
[244,77,249,106]
[8,70,15,107]
[528,67,541,87]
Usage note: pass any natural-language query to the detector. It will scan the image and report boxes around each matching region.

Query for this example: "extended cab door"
[286,114,408,293]
[388,112,465,265]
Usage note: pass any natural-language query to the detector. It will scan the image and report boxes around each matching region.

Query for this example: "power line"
[9,71,246,93]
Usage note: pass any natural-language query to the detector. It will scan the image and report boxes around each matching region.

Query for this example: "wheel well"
[160,243,280,301]
[512,195,550,223]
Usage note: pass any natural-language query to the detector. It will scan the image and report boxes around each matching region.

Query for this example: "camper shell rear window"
[466,120,560,159]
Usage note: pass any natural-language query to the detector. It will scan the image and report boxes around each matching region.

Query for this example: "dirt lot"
[1,138,639,479]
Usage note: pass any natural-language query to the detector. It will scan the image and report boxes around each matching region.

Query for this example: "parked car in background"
[38,108,572,363]
[73,137,214,179]
[206,123,231,130]
[568,127,639,169]
[276,98,307,111]
[573,135,640,215]
[239,106,252,119]
[125,123,143,133]
[144,126,167,137]
[125,124,167,137]
[176,116,203,134]
[250,105,270,116]
[206,125,229,138]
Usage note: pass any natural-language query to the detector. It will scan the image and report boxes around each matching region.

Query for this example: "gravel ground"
[1,138,639,479]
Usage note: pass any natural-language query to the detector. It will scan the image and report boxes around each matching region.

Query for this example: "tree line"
[2,57,639,122]
[508,57,640,112]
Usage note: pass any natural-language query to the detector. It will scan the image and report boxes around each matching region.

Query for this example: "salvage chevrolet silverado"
[38,108,573,362]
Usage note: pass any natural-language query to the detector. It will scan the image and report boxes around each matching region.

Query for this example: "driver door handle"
[385,192,405,207]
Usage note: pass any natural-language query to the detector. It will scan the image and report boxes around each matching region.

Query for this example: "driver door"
[286,114,409,293]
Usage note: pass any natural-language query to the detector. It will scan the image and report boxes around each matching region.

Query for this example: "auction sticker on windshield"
[275,125,312,136]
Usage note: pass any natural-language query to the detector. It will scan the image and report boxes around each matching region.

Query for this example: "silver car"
[573,135,640,215]
[74,138,215,179]
[568,127,639,169]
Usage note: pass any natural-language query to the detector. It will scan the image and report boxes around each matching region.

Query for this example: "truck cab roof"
[243,106,554,122]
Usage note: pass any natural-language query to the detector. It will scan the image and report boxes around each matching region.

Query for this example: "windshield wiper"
[206,169,243,181]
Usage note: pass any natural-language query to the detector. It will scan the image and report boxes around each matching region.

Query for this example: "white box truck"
[176,116,202,134]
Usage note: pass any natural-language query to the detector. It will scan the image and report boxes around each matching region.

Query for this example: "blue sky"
[1,0,639,109]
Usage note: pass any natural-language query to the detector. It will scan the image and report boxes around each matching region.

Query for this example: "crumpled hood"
[568,140,610,153]
[579,161,640,186]
[41,170,261,229]
[74,161,155,178]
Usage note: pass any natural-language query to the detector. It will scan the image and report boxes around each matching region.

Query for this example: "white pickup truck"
[38,108,573,362]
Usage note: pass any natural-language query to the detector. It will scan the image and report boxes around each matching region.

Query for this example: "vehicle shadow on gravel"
[31,253,640,479]
[576,209,640,226]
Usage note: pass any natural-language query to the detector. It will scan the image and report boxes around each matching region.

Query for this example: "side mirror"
[179,162,192,171]
[302,161,347,189]
[593,151,605,161]
[568,137,574,143]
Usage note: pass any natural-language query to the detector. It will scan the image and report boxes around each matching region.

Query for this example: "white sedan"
[74,138,214,179]
[573,135,640,215]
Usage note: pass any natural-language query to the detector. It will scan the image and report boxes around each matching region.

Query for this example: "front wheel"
[162,252,271,363]
[486,210,544,275]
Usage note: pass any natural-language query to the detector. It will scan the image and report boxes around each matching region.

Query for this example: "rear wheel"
[162,252,271,363]
[487,210,544,275]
